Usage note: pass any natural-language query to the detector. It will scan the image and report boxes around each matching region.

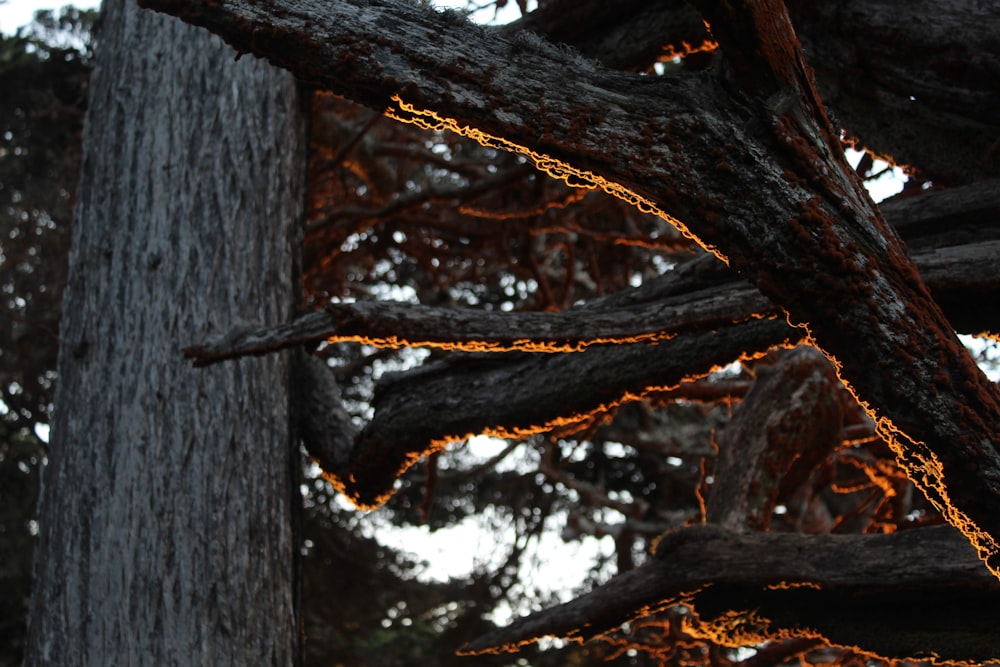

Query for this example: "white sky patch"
[373,503,612,623]
[845,147,907,203]
[961,335,1000,382]
[0,0,98,34]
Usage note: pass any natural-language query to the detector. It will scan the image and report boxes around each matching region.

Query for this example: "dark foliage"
[0,12,92,662]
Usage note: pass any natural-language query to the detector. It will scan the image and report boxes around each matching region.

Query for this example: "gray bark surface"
[24,0,306,663]
[707,346,843,531]
[293,316,793,508]
[183,181,999,511]
[789,0,1000,184]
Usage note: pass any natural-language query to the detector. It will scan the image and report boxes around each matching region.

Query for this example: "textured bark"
[500,0,709,70]
[184,181,998,511]
[508,0,1000,184]
[706,346,843,531]
[182,231,997,507]
[788,0,1000,184]
[186,175,1000,363]
[24,0,306,663]
[300,318,796,509]
[880,178,1000,250]
[185,278,773,362]
[461,524,1000,663]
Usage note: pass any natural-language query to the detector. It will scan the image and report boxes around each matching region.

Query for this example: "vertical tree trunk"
[24,0,306,663]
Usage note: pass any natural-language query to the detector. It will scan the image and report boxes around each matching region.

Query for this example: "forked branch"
[143,0,1000,574]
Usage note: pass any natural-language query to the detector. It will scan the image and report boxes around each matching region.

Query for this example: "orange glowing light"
[378,94,1000,580]
[658,39,720,62]
[458,187,588,220]
[807,329,1000,578]
[384,94,727,264]
[764,580,821,591]
[684,594,836,652]
[333,346,790,511]
[322,331,679,354]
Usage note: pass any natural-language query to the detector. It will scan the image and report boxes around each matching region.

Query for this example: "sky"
[0,0,520,33]
[0,0,91,33]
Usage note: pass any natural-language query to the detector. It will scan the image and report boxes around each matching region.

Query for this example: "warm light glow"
[458,187,588,220]
[764,581,821,591]
[833,455,899,500]
[813,331,1000,578]
[975,330,1000,344]
[683,598,831,653]
[381,95,1000,580]
[659,39,719,62]
[875,417,1000,572]
[335,346,790,511]
[319,312,784,353]
[323,331,679,353]
[385,95,727,264]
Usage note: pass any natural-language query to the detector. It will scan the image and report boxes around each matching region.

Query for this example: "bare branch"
[706,346,843,531]
[185,235,1000,365]
[515,0,1000,183]
[142,0,1000,572]
[334,318,797,508]
[184,284,771,364]
[461,525,1000,663]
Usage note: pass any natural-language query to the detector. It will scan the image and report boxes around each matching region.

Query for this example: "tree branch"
[142,0,1000,574]
[706,346,843,531]
[186,173,1000,364]
[460,524,1000,663]
[303,318,797,509]
[512,0,1000,183]
[184,235,1000,365]
[184,284,772,363]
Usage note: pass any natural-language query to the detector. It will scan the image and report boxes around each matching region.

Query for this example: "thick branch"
[512,0,1000,183]
[707,346,843,531]
[184,235,1000,365]
[461,524,1000,663]
[185,284,771,363]
[299,318,797,509]
[187,172,1000,364]
[880,178,1000,250]
[500,0,710,70]
[788,0,1000,184]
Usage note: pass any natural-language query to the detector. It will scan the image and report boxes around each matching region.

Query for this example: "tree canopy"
[9,0,1000,664]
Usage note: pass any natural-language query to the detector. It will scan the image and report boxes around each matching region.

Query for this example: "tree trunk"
[24,0,306,663]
